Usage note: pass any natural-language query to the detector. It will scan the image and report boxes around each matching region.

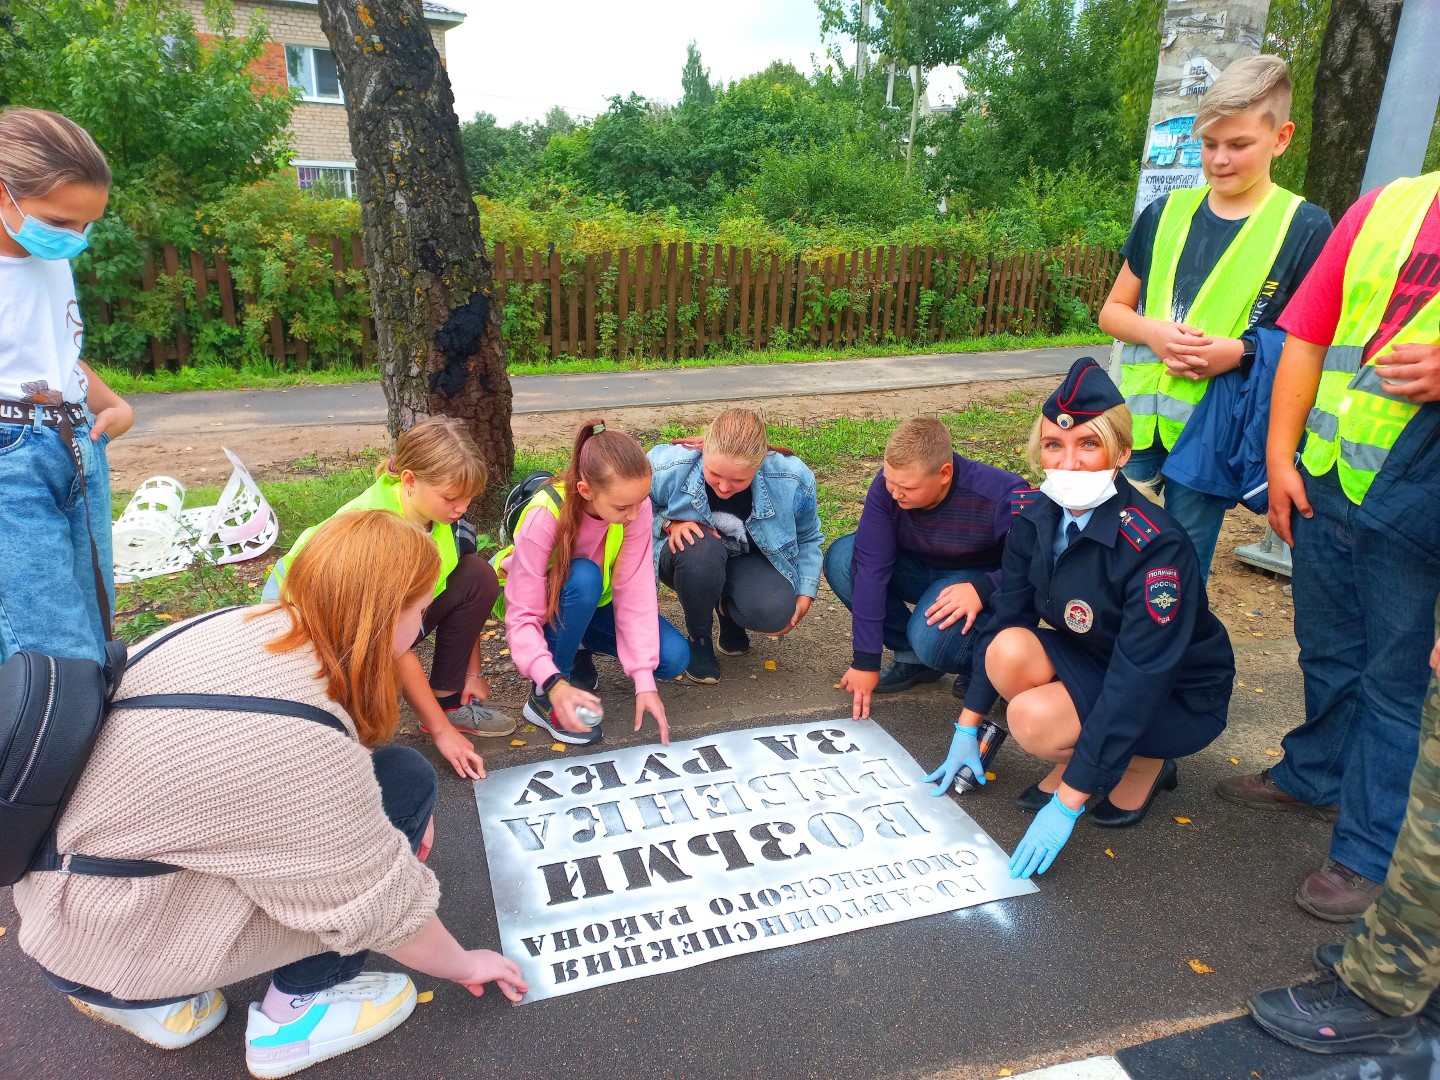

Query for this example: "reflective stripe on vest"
[1120,183,1304,450]
[1300,172,1440,504]
[490,482,625,619]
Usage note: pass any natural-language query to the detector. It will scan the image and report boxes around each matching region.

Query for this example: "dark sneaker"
[1215,768,1339,822]
[716,607,750,656]
[1249,972,1423,1055]
[570,650,599,693]
[874,660,944,695]
[685,636,721,684]
[1298,860,1384,923]
[522,686,600,746]
[1313,943,1440,1024]
[951,672,971,700]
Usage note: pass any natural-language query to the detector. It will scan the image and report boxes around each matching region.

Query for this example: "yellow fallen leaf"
[1104,848,1115,858]
[500,648,510,656]
[985,771,996,781]
[751,674,758,680]
[157,613,177,622]
[1252,631,1264,637]
[1174,816,1192,824]
[833,683,843,689]
[510,739,527,747]
[1188,959,1213,974]
[1254,688,1265,694]
[0,926,6,936]
[416,990,434,1003]
[998,1071,1013,1078]
[1230,757,1240,765]
[764,660,777,671]
[550,743,566,753]
[1264,748,1281,757]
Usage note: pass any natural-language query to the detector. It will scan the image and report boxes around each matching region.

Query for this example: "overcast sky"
[437,0,964,126]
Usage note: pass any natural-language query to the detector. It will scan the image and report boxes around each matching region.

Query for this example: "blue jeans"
[544,558,689,683]
[1270,467,1440,883]
[823,532,991,674]
[44,745,439,1005]
[1124,445,1233,582]
[0,420,114,664]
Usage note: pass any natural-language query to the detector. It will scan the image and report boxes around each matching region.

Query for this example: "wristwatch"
[1238,338,1258,377]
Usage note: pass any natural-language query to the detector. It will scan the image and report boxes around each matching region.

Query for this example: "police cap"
[1043,356,1125,430]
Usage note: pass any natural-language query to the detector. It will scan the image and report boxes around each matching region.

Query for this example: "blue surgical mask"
[0,179,93,261]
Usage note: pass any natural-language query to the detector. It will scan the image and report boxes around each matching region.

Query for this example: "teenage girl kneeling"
[265,417,511,778]
[497,420,688,746]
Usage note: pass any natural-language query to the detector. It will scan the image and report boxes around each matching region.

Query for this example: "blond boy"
[824,418,1027,720]
[1100,54,1331,577]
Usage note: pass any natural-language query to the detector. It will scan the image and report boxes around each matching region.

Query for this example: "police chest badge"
[1064,599,1094,634]
[1146,567,1181,625]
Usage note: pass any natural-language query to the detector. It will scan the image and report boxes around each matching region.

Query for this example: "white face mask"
[1041,468,1118,512]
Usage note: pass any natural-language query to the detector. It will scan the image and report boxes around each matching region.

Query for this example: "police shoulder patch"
[1145,567,1181,625]
[1011,487,1042,515]
[1119,506,1163,551]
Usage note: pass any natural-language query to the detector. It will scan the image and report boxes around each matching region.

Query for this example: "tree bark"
[1305,0,1404,221]
[315,0,513,511]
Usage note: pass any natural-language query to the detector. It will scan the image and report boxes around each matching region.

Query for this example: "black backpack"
[501,470,555,546]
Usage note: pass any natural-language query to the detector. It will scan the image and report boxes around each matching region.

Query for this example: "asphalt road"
[0,675,1340,1080]
[124,346,1095,437]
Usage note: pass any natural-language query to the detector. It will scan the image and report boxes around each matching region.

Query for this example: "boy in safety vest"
[1217,171,1440,925]
[1100,55,1331,577]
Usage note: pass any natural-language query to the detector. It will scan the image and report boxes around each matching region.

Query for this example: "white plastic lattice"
[113,448,278,582]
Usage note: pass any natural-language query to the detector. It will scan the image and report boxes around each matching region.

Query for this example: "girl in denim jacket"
[648,408,824,683]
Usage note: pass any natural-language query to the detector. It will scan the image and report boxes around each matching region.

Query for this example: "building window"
[286,45,343,103]
[296,162,358,198]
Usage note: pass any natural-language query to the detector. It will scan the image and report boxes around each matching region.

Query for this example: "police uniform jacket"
[961,473,1234,797]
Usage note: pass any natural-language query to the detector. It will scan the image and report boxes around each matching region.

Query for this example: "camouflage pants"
[1340,596,1440,1017]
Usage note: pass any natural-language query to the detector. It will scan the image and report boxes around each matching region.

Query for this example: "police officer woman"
[924,357,1235,879]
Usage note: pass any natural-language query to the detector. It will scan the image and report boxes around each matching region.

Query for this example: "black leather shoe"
[1016,783,1052,814]
[1090,760,1178,828]
[874,660,944,694]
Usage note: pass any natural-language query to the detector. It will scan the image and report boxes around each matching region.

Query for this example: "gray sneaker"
[444,700,517,737]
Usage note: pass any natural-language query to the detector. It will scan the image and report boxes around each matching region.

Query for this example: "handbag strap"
[56,412,114,640]
[36,693,354,877]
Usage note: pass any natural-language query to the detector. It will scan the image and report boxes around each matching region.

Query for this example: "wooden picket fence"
[87,239,1119,371]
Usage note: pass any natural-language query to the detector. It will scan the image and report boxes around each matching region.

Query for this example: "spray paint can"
[574,703,604,729]
[953,719,1006,793]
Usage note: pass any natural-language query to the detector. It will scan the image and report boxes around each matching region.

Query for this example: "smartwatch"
[1239,338,1257,377]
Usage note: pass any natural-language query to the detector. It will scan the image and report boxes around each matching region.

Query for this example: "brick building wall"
[183,0,456,168]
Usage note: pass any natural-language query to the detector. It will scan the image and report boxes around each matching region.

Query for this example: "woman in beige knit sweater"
[14,510,527,1079]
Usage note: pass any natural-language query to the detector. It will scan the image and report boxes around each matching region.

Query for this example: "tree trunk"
[315,0,513,511]
[1305,0,1404,221]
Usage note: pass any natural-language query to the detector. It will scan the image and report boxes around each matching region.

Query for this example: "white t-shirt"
[0,253,88,404]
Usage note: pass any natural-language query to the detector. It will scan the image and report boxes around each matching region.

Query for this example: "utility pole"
[857,0,871,80]
[1360,0,1440,190]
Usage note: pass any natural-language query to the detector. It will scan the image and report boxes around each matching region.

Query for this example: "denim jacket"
[647,444,825,596]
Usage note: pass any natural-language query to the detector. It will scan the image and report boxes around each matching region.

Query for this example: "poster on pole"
[474,720,1036,1002]
[1133,0,1272,220]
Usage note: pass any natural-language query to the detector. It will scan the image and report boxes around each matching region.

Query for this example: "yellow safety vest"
[491,482,625,618]
[1300,172,1440,504]
[1120,183,1304,450]
[271,476,457,598]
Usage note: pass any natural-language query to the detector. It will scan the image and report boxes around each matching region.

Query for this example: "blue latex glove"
[1009,793,1084,879]
[921,723,985,796]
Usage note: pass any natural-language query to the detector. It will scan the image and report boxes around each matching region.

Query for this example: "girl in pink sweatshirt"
[496,420,688,746]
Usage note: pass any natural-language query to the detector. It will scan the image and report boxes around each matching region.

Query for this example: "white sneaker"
[244,972,417,1079]
[69,989,227,1049]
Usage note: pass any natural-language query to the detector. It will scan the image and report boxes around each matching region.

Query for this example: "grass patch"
[111,400,1043,640]
[95,332,1104,394]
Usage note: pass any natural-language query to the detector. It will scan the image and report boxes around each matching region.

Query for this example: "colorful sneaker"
[442,700,516,737]
[69,989,227,1050]
[244,972,417,1079]
[1249,972,1424,1055]
[523,685,600,746]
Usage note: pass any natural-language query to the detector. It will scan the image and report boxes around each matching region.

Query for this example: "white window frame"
[295,160,358,198]
[285,44,344,104]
